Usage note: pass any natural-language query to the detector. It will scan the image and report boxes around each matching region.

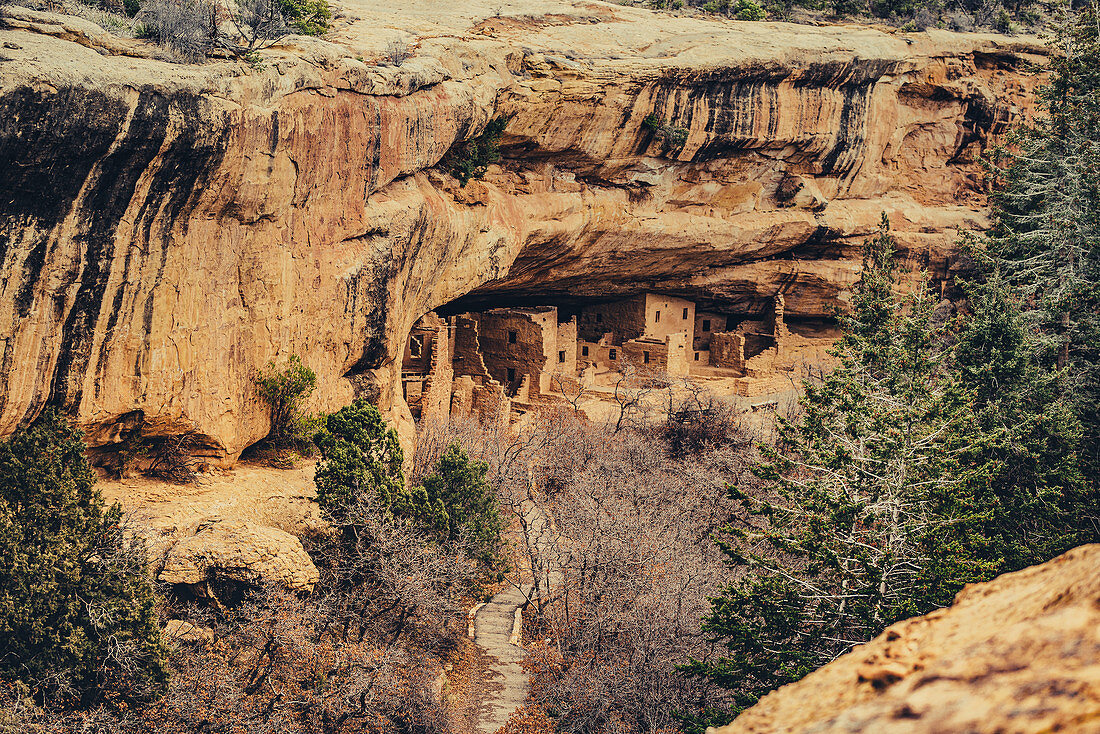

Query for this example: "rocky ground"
[713,543,1100,734]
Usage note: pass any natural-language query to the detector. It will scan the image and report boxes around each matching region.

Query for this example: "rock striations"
[0,0,1044,461]
[711,544,1100,734]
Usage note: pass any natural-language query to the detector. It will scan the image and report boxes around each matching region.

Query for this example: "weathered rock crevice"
[0,1,1044,461]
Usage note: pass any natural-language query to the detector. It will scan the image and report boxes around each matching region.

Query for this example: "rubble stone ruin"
[401,291,839,425]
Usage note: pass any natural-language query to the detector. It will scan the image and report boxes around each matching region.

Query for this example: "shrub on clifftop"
[0,411,167,709]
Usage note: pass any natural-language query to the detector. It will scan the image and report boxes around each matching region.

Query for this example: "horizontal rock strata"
[0,0,1044,460]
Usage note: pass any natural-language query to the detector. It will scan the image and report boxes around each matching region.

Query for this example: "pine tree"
[417,444,504,567]
[314,398,408,527]
[950,271,1095,573]
[0,410,167,708]
[685,218,992,715]
[988,4,1100,471]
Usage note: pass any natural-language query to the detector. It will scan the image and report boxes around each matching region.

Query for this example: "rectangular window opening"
[609,349,617,361]
[702,319,711,332]
[683,308,689,319]
[694,352,700,361]
[643,351,651,364]
[558,350,566,363]
[508,330,517,344]
[655,311,661,323]
[582,345,589,357]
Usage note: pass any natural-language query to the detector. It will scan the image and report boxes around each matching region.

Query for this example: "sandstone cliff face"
[0,0,1043,461]
[712,544,1100,733]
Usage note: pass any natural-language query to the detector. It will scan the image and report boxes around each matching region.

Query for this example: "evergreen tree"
[685,218,993,715]
[987,4,1100,472]
[314,398,409,527]
[0,410,167,708]
[417,444,504,567]
[950,271,1094,572]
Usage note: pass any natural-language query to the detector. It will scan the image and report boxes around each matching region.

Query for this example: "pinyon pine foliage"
[0,410,166,708]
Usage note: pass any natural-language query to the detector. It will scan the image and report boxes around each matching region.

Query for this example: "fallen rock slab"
[712,544,1100,734]
[159,519,319,593]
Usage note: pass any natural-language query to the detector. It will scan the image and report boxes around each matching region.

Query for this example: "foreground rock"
[0,0,1044,461]
[713,544,1100,734]
[159,518,319,593]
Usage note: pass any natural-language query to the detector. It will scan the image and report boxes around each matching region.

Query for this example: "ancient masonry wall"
[577,296,647,343]
[642,294,696,342]
[556,318,578,373]
[473,307,556,396]
[453,316,493,380]
[711,331,746,371]
[621,333,690,376]
[694,311,727,350]
[420,317,453,426]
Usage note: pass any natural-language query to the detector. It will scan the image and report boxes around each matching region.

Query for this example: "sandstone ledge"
[713,544,1100,734]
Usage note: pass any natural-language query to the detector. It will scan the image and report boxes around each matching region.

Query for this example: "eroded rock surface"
[0,0,1043,461]
[712,544,1100,734]
[159,518,319,592]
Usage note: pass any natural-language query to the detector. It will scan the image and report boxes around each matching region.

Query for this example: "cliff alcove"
[0,0,1044,465]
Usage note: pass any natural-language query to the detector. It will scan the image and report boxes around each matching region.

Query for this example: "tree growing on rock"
[0,410,167,708]
[253,354,319,458]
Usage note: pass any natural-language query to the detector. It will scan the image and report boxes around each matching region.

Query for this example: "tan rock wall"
[714,544,1100,734]
[0,3,1044,460]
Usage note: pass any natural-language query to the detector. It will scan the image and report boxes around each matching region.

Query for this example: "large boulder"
[713,544,1100,734]
[159,519,319,593]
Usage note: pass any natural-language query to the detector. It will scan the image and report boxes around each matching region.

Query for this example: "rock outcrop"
[712,544,1100,734]
[159,518,319,592]
[0,0,1043,461]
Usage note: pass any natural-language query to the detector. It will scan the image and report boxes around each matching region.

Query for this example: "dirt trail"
[473,503,559,733]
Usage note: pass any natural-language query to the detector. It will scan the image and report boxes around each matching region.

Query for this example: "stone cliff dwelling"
[403,292,840,425]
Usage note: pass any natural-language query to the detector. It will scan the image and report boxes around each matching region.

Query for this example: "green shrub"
[415,443,504,569]
[642,113,690,154]
[443,116,510,186]
[277,0,329,35]
[314,399,407,526]
[0,411,167,708]
[253,354,317,447]
[733,0,766,19]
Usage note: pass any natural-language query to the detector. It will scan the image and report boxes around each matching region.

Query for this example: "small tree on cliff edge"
[0,410,167,708]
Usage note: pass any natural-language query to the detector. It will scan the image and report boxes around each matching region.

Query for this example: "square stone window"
[558,350,566,363]
[582,345,590,357]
